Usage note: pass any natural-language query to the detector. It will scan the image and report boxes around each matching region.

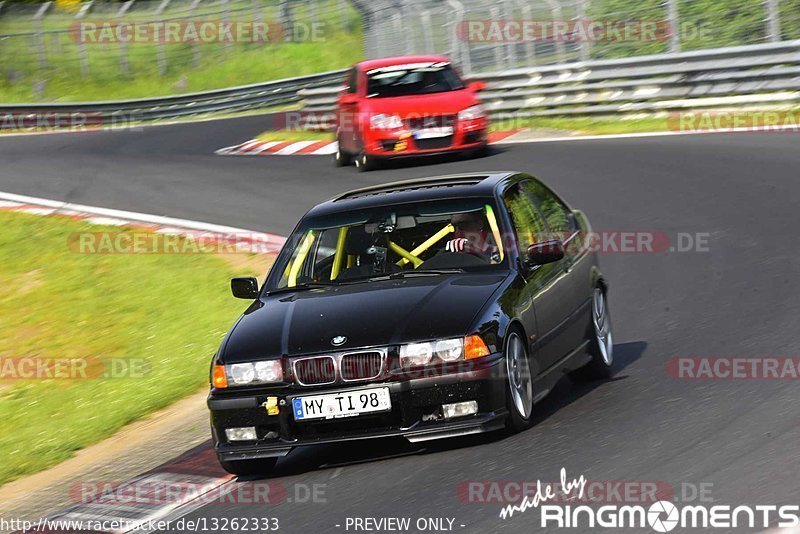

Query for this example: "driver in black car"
[445,211,499,262]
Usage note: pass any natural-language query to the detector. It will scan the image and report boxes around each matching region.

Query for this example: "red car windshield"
[365,62,465,98]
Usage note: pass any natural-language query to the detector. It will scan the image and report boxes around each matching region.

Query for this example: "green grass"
[0,0,362,102]
[494,115,678,135]
[0,211,268,485]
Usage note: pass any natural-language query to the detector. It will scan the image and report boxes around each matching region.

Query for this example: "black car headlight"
[225,360,283,386]
[399,336,489,368]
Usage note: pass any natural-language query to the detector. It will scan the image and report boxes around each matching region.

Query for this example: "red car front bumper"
[361,117,489,157]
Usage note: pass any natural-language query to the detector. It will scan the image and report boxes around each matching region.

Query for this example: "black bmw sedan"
[208,172,614,475]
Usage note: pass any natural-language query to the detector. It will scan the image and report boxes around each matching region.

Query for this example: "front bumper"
[210,354,507,462]
[361,118,488,157]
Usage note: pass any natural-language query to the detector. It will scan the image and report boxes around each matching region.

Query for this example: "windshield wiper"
[265,282,337,295]
[388,268,465,278]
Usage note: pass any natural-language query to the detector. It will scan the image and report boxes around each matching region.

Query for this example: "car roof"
[305,172,520,219]
[356,55,454,72]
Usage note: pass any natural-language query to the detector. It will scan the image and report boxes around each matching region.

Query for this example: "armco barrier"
[2,41,799,131]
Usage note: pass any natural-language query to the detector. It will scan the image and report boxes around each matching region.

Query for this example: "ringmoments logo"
[499,469,800,531]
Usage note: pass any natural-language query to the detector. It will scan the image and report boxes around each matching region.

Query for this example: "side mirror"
[468,81,486,92]
[231,277,259,299]
[339,93,358,105]
[525,240,565,267]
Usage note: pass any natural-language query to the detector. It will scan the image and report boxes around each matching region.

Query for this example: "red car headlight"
[369,113,404,130]
[458,104,487,121]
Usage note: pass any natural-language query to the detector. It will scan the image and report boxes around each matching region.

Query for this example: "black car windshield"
[267,199,506,291]
[365,62,465,98]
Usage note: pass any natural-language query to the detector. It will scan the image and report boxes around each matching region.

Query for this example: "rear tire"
[504,329,534,433]
[569,287,614,381]
[334,135,351,167]
[219,457,277,476]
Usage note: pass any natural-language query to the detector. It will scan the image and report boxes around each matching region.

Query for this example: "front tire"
[569,287,614,381]
[219,457,277,476]
[354,151,377,172]
[504,330,534,433]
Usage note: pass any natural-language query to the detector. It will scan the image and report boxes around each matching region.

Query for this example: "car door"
[336,67,360,153]
[519,180,590,367]
[503,181,579,373]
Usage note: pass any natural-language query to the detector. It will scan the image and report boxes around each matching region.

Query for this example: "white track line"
[0,191,271,237]
[274,140,318,155]
[311,141,338,155]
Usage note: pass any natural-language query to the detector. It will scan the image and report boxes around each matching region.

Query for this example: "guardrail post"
[666,0,680,52]
[309,0,318,30]
[765,0,781,42]
[34,1,52,71]
[421,9,434,54]
[515,0,536,67]
[503,0,517,68]
[490,6,503,70]
[578,0,590,61]
[189,0,202,68]
[446,0,471,74]
[391,11,404,54]
[155,0,170,15]
[75,0,94,78]
[544,0,566,63]
[337,0,347,31]
[223,0,232,54]
[280,0,294,42]
[117,0,135,76]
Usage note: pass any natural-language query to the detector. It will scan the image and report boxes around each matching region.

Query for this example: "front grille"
[340,351,383,381]
[294,356,336,385]
[415,136,453,150]
[405,115,456,130]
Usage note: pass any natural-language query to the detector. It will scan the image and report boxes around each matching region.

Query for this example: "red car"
[334,55,489,171]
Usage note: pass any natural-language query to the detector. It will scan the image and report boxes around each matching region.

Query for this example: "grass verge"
[0,211,270,485]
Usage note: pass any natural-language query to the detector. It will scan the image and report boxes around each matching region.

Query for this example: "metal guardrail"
[0,69,346,126]
[2,41,799,130]
[298,41,800,119]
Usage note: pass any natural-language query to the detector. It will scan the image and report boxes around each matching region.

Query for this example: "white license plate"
[413,127,454,139]
[292,387,391,421]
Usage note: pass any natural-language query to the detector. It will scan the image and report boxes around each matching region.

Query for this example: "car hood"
[220,273,508,362]
[362,89,479,118]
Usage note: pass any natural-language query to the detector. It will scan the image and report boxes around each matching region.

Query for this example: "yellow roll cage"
[288,205,505,285]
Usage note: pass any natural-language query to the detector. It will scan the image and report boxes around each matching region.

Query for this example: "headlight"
[400,342,433,367]
[223,360,283,386]
[434,339,463,362]
[399,336,490,368]
[458,104,486,121]
[370,113,403,130]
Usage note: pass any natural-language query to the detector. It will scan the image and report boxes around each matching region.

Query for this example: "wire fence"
[357,0,800,74]
[0,0,360,99]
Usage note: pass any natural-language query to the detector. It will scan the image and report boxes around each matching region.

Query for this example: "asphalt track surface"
[2,119,800,533]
